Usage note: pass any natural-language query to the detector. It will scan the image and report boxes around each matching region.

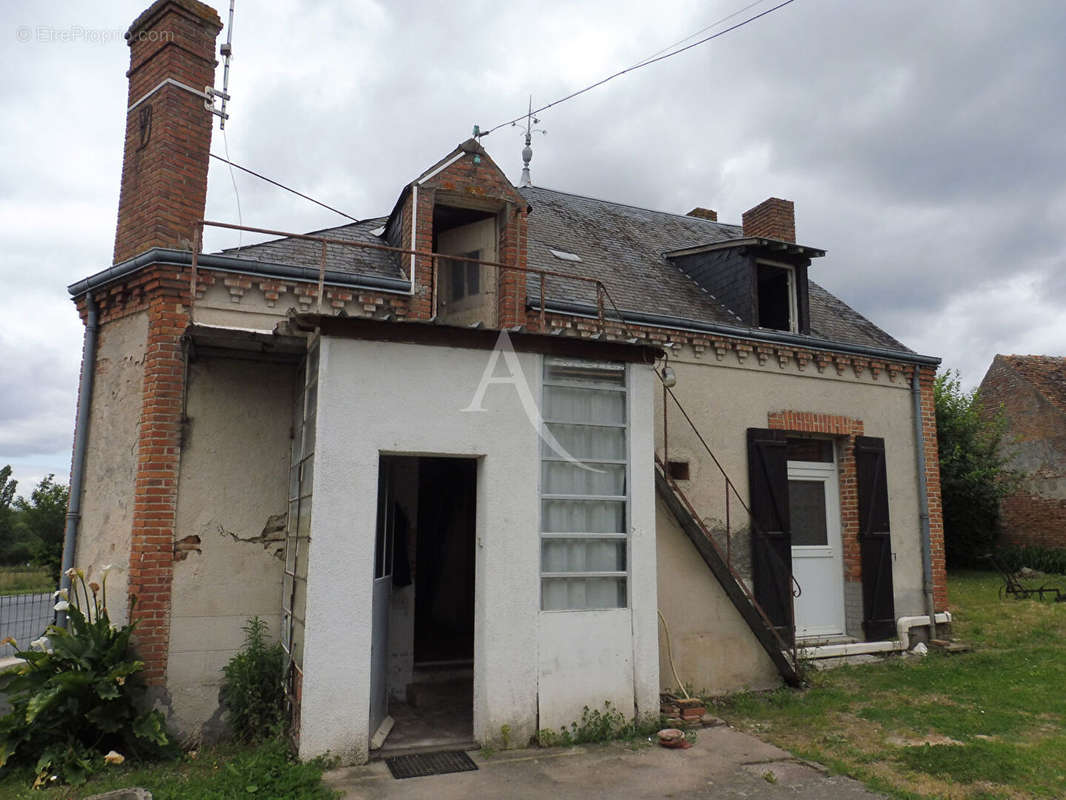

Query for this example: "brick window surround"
[768,412,865,586]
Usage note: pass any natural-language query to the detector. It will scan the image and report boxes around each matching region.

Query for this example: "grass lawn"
[0,739,338,800]
[714,570,1066,799]
[0,566,54,595]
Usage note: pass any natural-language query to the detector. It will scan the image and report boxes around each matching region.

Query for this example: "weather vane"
[516,96,546,187]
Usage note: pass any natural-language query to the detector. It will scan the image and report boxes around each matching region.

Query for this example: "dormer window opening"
[757,261,797,333]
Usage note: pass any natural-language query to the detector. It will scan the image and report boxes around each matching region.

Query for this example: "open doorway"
[370,455,477,756]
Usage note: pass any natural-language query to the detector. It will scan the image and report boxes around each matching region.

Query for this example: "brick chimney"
[742,198,795,243]
[686,207,718,222]
[113,0,223,265]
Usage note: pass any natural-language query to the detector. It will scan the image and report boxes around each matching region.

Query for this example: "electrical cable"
[208,153,360,222]
[477,0,796,138]
[221,129,244,254]
[633,0,770,68]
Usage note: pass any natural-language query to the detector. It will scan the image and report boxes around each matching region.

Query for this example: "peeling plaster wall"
[74,311,149,624]
[167,357,296,739]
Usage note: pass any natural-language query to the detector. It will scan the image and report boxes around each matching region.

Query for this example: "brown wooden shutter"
[747,428,794,645]
[855,436,896,640]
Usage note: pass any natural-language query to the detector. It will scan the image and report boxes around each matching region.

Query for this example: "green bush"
[220,617,286,741]
[934,371,1022,566]
[997,545,1066,576]
[0,567,171,787]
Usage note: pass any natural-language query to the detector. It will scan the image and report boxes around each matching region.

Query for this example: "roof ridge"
[520,185,743,229]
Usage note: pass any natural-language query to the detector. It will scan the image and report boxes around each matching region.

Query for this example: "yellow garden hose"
[658,609,691,701]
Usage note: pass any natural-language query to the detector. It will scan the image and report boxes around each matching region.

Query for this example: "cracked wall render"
[167,356,296,738]
[74,311,149,625]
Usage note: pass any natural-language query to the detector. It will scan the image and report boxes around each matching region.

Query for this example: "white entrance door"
[787,461,845,638]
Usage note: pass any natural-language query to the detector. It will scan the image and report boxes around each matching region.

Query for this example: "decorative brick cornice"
[527,309,918,382]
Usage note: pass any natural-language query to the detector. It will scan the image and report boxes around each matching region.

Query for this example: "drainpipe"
[58,292,98,626]
[911,368,937,641]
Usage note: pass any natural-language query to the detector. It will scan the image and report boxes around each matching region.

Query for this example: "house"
[63,0,949,765]
[978,355,1066,549]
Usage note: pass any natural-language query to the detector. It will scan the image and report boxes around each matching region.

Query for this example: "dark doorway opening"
[415,458,477,665]
[372,455,477,757]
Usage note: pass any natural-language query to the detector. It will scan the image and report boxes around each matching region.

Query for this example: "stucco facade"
[654,346,933,688]
[72,311,148,626]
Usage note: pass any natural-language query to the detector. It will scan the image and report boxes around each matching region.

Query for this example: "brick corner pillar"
[113,0,223,265]
[115,0,222,685]
[497,204,529,329]
[403,185,435,321]
[917,365,948,611]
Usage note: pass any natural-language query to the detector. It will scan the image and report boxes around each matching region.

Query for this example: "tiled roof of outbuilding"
[1000,355,1066,415]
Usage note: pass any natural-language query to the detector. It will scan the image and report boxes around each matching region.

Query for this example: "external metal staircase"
[656,382,802,687]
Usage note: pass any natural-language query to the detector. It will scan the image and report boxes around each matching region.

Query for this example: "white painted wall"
[299,336,659,764]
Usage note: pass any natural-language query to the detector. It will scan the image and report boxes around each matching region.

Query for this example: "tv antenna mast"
[205,0,236,127]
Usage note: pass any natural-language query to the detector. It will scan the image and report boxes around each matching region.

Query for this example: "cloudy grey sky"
[2,0,1064,495]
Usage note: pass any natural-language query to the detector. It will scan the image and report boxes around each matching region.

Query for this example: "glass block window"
[540,358,628,610]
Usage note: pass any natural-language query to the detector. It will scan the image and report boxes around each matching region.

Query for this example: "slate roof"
[217,217,404,280]
[519,186,911,353]
[214,186,913,356]
[999,355,1066,415]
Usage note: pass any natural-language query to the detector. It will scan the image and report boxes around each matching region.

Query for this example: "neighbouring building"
[979,355,1066,549]
[64,0,949,765]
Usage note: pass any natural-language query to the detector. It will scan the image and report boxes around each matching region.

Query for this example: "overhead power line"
[476,0,796,139]
[633,0,771,67]
[208,153,360,222]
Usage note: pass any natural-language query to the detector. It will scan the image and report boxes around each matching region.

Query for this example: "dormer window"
[756,261,798,333]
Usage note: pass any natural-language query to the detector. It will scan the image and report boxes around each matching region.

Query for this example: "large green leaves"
[0,581,170,787]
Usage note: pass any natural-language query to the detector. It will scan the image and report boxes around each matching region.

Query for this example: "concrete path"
[325,725,884,799]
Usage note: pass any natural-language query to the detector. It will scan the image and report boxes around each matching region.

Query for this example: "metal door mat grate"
[385,750,478,779]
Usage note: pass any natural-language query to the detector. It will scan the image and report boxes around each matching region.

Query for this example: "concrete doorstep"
[324,725,885,799]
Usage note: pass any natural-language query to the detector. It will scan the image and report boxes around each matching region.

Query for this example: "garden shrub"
[220,617,286,741]
[0,566,171,787]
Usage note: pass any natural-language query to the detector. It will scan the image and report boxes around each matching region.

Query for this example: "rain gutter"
[67,248,411,298]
